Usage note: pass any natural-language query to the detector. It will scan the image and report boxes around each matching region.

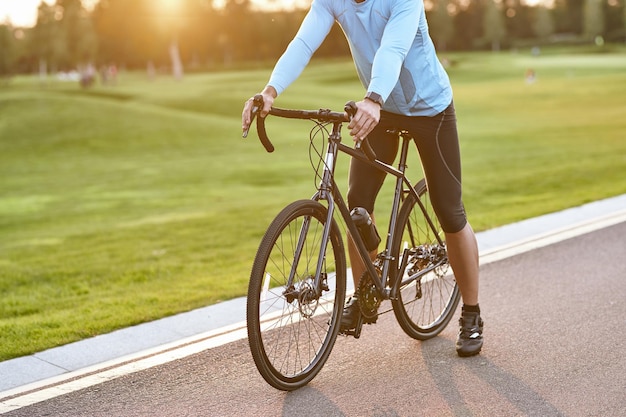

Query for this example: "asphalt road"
[4,222,626,417]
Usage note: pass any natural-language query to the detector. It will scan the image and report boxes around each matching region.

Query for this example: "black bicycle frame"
[309,121,444,301]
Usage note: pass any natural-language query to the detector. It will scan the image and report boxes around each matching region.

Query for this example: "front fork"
[283,124,343,303]
[282,200,335,307]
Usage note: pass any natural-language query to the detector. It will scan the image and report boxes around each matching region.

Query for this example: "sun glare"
[158,0,183,12]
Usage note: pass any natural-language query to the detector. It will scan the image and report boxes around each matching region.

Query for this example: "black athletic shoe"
[340,297,360,331]
[339,297,378,332]
[456,311,484,357]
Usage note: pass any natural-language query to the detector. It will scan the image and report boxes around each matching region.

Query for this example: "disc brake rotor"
[297,281,319,318]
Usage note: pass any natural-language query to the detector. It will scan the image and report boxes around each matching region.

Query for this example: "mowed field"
[1,47,625,360]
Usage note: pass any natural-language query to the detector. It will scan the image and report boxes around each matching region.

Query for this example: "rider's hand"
[348,99,381,143]
[242,86,277,134]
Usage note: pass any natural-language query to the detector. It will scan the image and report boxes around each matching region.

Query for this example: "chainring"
[356,270,381,319]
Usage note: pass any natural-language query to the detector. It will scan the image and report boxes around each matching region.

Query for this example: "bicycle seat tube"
[377,132,413,291]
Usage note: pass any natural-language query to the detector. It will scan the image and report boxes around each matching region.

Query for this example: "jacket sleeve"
[368,0,421,100]
[267,0,335,95]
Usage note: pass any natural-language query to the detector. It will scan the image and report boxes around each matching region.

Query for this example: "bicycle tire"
[247,200,346,391]
[390,179,461,340]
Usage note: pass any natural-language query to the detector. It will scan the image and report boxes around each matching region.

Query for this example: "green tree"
[451,1,484,50]
[0,24,14,78]
[483,0,506,51]
[15,0,613,73]
[92,0,161,68]
[31,2,64,73]
[430,0,455,51]
[533,5,555,41]
[60,0,98,65]
[583,0,605,40]
[220,0,253,65]
[176,0,220,69]
[93,0,221,75]
[623,0,626,42]
[30,0,97,72]
[503,0,536,41]
[552,0,584,35]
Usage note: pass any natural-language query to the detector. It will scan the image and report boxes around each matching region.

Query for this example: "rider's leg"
[343,217,380,330]
[407,102,479,305]
[346,119,398,291]
[445,218,483,358]
[445,222,479,306]
[347,215,378,291]
[449,225,483,357]
[407,101,483,355]
[342,120,398,330]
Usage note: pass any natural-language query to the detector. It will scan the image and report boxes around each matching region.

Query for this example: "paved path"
[1,194,625,414]
[2,217,626,416]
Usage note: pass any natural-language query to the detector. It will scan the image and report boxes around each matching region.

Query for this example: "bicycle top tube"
[246,98,438,298]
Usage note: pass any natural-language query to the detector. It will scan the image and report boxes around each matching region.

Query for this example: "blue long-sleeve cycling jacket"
[267,0,453,117]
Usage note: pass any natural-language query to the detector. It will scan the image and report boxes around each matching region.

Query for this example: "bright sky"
[0,0,98,27]
[0,0,311,27]
[0,0,46,27]
[0,0,549,28]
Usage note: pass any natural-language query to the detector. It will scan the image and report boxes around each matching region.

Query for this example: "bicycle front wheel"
[391,179,460,340]
[247,200,346,391]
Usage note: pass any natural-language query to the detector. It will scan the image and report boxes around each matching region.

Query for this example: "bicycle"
[244,95,460,391]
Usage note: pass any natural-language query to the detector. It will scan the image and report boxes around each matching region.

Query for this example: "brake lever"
[242,95,263,138]
[242,107,258,138]
[343,100,377,160]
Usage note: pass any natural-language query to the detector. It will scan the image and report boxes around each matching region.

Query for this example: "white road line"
[1,208,625,413]
[0,323,248,413]
[479,210,626,265]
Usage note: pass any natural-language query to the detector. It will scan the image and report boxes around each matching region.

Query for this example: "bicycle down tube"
[337,136,444,300]
[254,102,445,302]
[313,119,387,297]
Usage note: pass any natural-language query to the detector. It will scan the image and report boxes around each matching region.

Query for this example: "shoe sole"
[456,345,482,357]
[339,315,377,333]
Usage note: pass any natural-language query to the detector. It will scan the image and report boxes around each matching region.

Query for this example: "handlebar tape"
[344,100,377,162]
[253,94,275,153]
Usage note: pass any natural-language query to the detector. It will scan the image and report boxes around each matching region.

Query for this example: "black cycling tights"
[347,101,467,234]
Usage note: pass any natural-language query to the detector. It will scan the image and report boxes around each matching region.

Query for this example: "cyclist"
[242,0,483,357]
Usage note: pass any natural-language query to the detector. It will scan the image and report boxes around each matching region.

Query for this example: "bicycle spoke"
[392,180,460,340]
[247,200,346,390]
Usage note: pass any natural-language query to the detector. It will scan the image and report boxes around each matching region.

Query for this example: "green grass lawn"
[1,46,626,360]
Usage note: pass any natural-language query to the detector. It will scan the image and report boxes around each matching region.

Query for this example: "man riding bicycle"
[242,0,483,357]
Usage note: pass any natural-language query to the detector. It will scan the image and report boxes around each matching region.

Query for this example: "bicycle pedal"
[342,313,364,338]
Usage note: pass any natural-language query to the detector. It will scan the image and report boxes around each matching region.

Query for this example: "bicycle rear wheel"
[247,200,346,391]
[391,179,460,340]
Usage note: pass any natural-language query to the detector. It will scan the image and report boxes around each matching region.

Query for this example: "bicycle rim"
[391,180,460,340]
[247,200,346,391]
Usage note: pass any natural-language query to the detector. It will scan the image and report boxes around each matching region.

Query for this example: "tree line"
[1,0,625,78]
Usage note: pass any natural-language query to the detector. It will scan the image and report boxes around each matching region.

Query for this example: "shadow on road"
[420,336,566,417]
[282,386,346,417]
[283,385,404,417]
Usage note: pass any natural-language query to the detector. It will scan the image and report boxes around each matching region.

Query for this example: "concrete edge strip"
[479,209,626,265]
[0,322,248,413]
[1,208,625,412]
